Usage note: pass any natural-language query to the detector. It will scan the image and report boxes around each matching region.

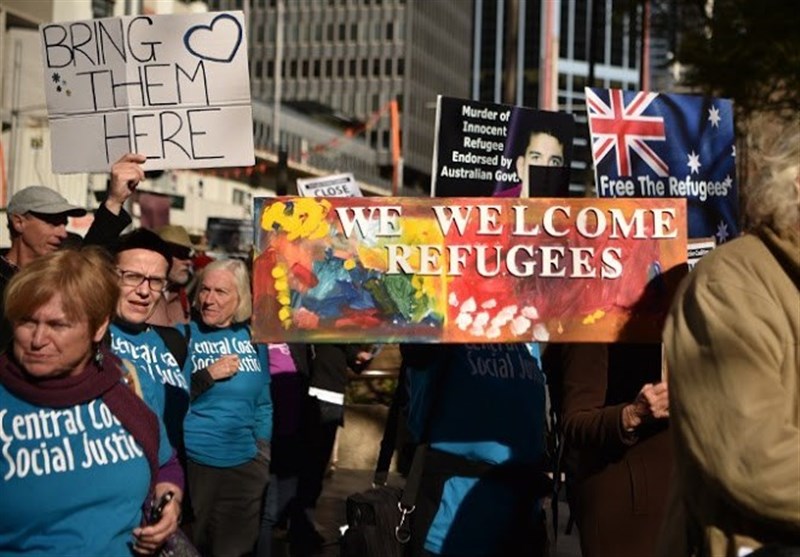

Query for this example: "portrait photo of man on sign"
[493,118,574,199]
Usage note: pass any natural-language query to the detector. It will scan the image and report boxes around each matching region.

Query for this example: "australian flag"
[586,87,738,243]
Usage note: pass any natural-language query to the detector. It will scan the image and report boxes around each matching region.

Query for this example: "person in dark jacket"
[559,342,671,557]
[288,344,372,554]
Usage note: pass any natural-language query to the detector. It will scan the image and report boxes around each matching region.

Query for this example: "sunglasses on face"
[172,247,194,260]
[28,212,69,227]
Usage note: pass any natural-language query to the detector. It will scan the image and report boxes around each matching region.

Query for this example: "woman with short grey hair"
[184,258,272,557]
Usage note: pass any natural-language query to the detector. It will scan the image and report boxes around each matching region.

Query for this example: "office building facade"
[208,0,474,192]
[472,0,659,194]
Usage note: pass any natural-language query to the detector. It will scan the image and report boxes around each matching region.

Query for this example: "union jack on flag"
[586,87,738,242]
[586,89,668,177]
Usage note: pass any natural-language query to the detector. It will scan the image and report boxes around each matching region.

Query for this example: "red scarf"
[0,347,160,490]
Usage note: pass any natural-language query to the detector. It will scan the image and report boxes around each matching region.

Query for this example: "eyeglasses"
[117,268,169,292]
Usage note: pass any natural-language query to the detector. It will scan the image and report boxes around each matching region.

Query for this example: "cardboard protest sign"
[252,197,687,344]
[40,11,254,173]
[431,96,575,198]
[586,88,738,242]
[297,173,362,197]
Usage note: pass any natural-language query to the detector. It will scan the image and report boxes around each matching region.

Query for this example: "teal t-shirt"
[0,381,172,556]
[406,343,547,556]
[110,324,190,450]
[184,322,271,467]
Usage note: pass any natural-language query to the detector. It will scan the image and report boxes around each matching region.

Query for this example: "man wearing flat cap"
[0,152,146,350]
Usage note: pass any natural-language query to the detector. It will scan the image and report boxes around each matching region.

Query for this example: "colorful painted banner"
[252,197,687,344]
[40,11,254,173]
[586,88,738,242]
[432,96,575,198]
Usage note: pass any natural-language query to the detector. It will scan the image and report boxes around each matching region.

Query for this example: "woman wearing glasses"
[183,258,272,557]
[108,229,191,455]
[0,247,182,555]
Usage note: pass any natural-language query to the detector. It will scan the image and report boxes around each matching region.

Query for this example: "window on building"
[572,2,588,61]
[350,22,358,41]
[290,59,298,77]
[372,21,381,41]
[339,23,346,41]
[349,59,357,77]
[373,59,380,76]
[314,23,323,42]
[382,129,390,149]
[361,59,368,76]
[327,23,335,41]
[255,60,263,77]
[267,60,274,77]
[397,57,405,76]
[314,60,322,77]
[302,60,310,77]
[385,58,392,76]
[372,93,380,110]
[92,0,113,18]
[386,22,394,41]
[326,59,333,77]
[337,59,345,76]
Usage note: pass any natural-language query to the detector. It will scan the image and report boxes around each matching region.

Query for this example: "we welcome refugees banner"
[40,11,254,172]
[251,196,687,345]
[586,88,738,243]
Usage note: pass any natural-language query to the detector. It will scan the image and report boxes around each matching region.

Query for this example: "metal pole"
[243,0,251,39]
[516,0,526,105]
[587,0,595,87]
[502,0,518,104]
[8,40,22,197]
[274,0,284,151]
[639,0,651,90]
[472,0,483,100]
[494,0,504,103]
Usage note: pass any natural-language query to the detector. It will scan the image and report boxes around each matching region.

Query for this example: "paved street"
[272,468,582,557]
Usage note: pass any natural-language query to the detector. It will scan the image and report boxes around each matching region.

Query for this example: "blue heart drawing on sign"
[183,13,242,63]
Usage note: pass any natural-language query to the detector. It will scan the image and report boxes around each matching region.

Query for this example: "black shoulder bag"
[341,346,450,557]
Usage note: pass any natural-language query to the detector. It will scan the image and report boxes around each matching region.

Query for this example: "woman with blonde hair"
[184,258,272,556]
[0,246,182,555]
[661,122,800,556]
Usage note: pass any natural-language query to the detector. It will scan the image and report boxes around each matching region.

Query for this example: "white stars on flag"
[708,105,721,128]
[687,151,702,174]
[716,221,730,244]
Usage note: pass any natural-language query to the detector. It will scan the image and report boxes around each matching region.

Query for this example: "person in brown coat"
[660,124,800,556]
[558,342,671,557]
